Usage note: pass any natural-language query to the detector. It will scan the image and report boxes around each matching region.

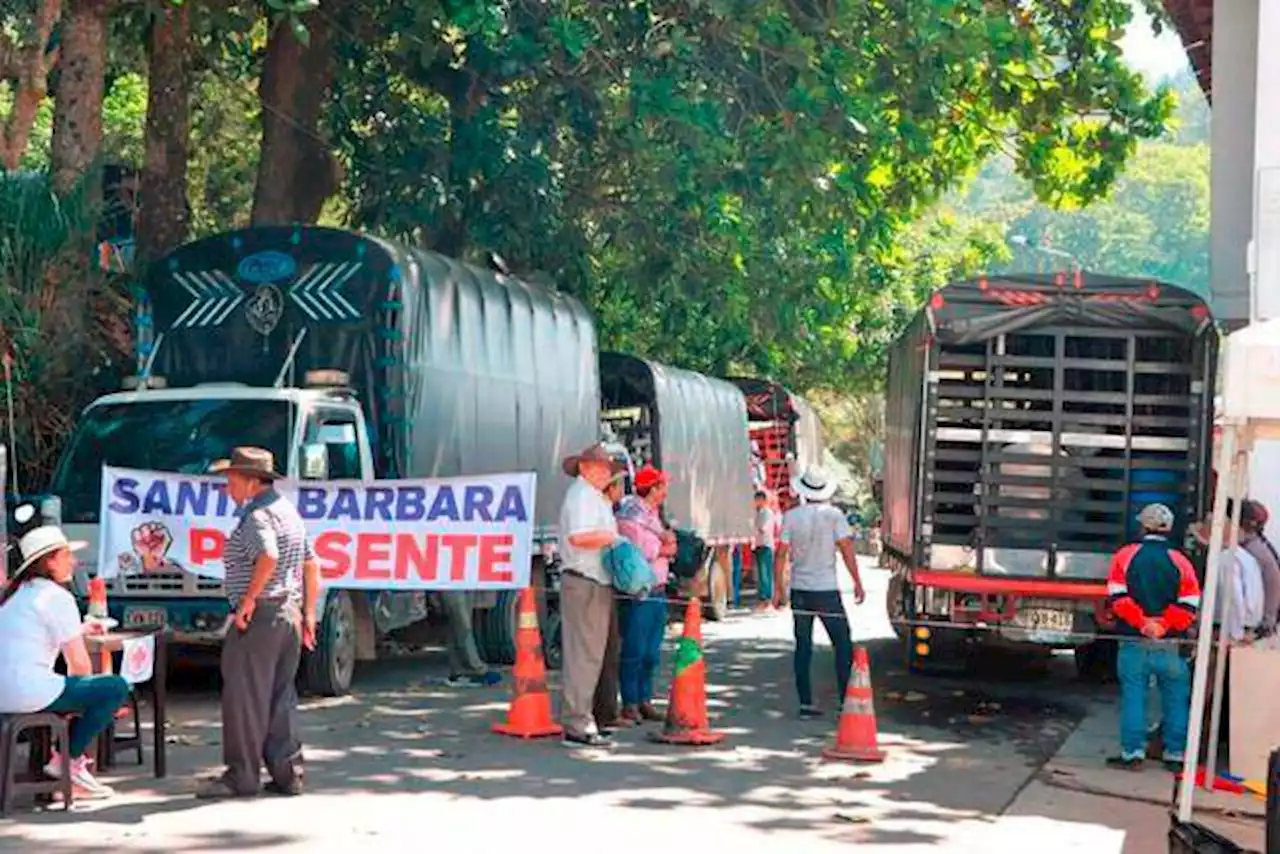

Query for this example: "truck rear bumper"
[902,571,1113,648]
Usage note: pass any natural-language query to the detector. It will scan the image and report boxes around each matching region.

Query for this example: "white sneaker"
[42,750,67,780]
[68,758,114,799]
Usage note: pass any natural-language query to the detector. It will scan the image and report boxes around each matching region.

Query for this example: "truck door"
[300,405,372,481]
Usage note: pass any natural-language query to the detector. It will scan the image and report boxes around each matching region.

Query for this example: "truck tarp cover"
[600,353,752,543]
[884,273,1216,576]
[145,226,599,534]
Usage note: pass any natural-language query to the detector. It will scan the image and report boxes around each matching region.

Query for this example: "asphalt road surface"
[0,567,1126,853]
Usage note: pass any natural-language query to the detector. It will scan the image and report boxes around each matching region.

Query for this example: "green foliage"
[951,68,1211,298]
[329,0,1171,392]
[0,172,131,486]
[0,72,148,171]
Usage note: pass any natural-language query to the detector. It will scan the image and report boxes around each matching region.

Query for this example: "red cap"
[634,465,668,491]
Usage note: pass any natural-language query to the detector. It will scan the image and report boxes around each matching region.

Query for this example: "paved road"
[0,568,1133,853]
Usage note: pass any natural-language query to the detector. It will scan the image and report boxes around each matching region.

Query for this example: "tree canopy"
[0,0,1177,482]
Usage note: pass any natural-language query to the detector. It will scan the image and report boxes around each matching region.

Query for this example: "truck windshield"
[52,399,294,522]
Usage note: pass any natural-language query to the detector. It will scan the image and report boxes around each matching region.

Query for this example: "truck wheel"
[485,590,519,665]
[301,591,357,696]
[542,608,563,671]
[1074,640,1117,684]
[886,574,907,640]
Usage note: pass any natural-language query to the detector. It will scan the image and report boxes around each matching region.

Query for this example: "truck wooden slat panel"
[884,273,1217,578]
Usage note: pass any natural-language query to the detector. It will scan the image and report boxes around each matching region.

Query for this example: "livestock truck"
[599,353,755,621]
[44,225,751,695]
[883,273,1217,676]
[730,378,825,512]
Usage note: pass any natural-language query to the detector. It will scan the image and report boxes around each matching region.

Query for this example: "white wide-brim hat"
[15,525,87,576]
[794,469,838,502]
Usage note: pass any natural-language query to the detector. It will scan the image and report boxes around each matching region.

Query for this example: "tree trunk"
[136,1,191,264]
[0,0,63,171]
[251,6,344,225]
[50,0,108,195]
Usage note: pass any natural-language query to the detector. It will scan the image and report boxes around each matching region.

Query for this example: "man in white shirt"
[557,443,625,748]
[777,469,866,718]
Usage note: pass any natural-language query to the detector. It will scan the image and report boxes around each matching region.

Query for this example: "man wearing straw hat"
[777,468,865,719]
[557,443,626,749]
[198,447,320,798]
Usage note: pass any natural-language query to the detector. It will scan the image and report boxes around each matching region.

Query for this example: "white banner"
[98,466,536,590]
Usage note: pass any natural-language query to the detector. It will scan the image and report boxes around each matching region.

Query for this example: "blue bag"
[604,539,658,596]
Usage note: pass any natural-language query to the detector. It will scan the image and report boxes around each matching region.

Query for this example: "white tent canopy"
[1178,317,1280,819]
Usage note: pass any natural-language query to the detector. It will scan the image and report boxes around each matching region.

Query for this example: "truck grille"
[106,572,226,597]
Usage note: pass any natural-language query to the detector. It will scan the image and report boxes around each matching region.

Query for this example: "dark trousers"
[619,595,666,706]
[44,674,130,757]
[593,601,623,726]
[791,589,853,707]
[221,600,303,793]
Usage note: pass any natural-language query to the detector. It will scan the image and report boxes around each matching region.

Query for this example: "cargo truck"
[729,378,824,512]
[46,225,601,695]
[882,273,1217,675]
[599,353,755,620]
[43,225,760,694]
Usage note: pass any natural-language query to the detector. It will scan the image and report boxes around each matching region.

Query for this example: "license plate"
[1012,606,1074,633]
[124,607,167,629]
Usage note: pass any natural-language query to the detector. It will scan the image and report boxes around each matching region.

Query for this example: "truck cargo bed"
[885,275,1216,582]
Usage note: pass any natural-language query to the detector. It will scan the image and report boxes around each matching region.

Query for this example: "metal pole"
[1204,449,1248,788]
[1178,421,1239,821]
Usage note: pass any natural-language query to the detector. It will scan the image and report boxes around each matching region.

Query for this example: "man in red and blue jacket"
[1105,503,1201,771]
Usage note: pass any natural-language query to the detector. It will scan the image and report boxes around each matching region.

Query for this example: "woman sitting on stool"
[0,507,128,798]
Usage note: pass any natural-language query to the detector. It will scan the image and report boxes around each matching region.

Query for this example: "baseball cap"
[634,465,669,491]
[1138,503,1175,532]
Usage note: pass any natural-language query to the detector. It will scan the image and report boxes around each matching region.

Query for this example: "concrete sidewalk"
[1015,695,1266,853]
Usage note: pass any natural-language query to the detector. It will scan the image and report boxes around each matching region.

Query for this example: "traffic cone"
[493,587,563,739]
[822,646,885,762]
[649,597,726,746]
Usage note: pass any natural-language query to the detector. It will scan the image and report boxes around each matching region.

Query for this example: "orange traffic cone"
[649,597,726,746]
[822,646,885,762]
[493,587,563,739]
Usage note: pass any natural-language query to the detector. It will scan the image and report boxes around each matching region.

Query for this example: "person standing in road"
[1105,503,1200,772]
[776,469,865,719]
[594,472,633,732]
[615,465,677,724]
[198,447,320,798]
[753,490,777,610]
[439,591,501,688]
[558,443,625,749]
[1238,500,1280,634]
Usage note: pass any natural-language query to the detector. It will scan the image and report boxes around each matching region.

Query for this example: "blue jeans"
[731,547,743,608]
[1117,640,1190,761]
[43,674,131,757]
[791,589,854,707]
[754,547,775,603]
[620,595,667,706]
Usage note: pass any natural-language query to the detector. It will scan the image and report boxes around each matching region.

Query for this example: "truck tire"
[301,591,357,697]
[485,590,519,665]
[542,608,563,671]
[1074,639,1117,684]
[886,574,907,640]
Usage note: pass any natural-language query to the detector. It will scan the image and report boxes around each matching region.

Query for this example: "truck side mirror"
[301,443,329,480]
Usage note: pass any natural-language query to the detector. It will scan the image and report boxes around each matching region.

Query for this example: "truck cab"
[51,371,372,691]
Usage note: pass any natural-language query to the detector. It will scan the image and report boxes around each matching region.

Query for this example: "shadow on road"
[1,617,1105,851]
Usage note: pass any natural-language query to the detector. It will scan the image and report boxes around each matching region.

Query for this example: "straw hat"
[12,505,87,577]
[793,469,837,502]
[208,446,282,481]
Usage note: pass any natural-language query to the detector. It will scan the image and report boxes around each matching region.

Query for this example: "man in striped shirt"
[198,447,320,799]
[1105,503,1201,772]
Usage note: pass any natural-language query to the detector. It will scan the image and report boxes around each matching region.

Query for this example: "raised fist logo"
[131,522,173,572]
